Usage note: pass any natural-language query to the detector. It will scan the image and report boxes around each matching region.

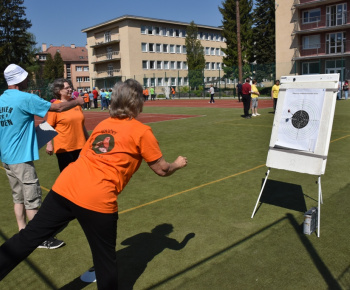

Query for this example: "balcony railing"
[294,11,349,32]
[293,40,350,59]
[91,35,120,47]
[94,51,121,63]
[96,69,122,78]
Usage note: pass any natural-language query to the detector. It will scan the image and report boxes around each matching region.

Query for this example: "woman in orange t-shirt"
[46,78,89,172]
[0,79,189,289]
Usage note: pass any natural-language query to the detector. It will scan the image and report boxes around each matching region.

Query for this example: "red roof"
[43,45,88,62]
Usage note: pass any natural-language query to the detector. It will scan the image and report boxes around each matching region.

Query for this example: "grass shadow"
[259,179,308,213]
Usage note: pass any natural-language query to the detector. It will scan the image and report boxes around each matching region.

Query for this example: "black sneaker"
[38,237,65,249]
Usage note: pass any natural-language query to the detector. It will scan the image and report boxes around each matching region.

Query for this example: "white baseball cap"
[4,64,29,86]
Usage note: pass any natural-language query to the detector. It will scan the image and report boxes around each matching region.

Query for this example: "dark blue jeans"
[0,190,119,289]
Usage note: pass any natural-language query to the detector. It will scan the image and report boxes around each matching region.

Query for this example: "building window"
[170,61,176,69]
[157,61,162,69]
[183,62,188,69]
[205,47,210,55]
[170,44,175,53]
[39,55,46,60]
[168,28,174,37]
[205,62,210,70]
[142,60,148,69]
[107,65,113,76]
[154,27,160,35]
[149,43,155,52]
[327,4,347,26]
[141,26,146,34]
[302,8,321,23]
[211,62,215,70]
[142,43,147,52]
[181,29,186,37]
[216,63,221,70]
[83,66,89,71]
[302,62,320,74]
[147,26,153,35]
[149,61,155,69]
[76,66,82,71]
[184,77,188,85]
[157,78,163,86]
[76,77,83,82]
[171,77,176,86]
[84,77,90,82]
[182,45,187,54]
[178,77,182,85]
[143,78,149,87]
[326,32,346,54]
[164,61,169,69]
[163,44,169,53]
[105,31,111,42]
[216,48,220,56]
[175,29,180,37]
[156,43,162,52]
[302,34,321,49]
[211,47,215,55]
[176,45,181,53]
[177,61,182,69]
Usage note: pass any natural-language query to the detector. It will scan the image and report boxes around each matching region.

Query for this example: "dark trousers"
[210,94,215,103]
[242,94,251,116]
[94,98,98,108]
[273,98,278,112]
[0,191,119,290]
[56,149,81,172]
[237,92,242,102]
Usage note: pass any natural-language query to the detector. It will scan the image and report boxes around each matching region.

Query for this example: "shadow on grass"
[60,223,195,289]
[257,179,308,213]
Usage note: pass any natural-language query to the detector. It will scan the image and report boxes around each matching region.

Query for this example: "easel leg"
[251,168,270,218]
[317,176,322,237]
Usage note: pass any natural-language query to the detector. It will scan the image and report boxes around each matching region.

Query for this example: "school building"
[276,0,350,81]
[81,15,228,94]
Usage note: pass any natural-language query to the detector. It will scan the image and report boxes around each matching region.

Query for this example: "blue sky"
[24,0,229,49]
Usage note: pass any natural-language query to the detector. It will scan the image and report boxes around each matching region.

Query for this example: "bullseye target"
[275,88,325,152]
[280,98,322,141]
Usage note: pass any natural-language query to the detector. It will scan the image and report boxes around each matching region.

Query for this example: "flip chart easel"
[251,74,339,237]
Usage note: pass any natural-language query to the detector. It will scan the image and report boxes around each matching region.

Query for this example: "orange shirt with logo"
[84,93,90,103]
[46,100,87,153]
[52,117,162,213]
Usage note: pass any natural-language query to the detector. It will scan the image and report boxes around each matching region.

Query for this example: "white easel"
[251,74,338,238]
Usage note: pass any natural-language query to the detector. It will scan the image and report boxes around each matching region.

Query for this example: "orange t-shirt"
[84,93,90,103]
[52,117,163,213]
[46,100,87,153]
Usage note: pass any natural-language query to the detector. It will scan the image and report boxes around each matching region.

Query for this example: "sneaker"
[38,237,65,249]
[256,113,261,116]
[252,114,256,117]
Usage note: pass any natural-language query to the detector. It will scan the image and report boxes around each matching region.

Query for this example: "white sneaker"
[256,113,261,116]
[252,114,256,117]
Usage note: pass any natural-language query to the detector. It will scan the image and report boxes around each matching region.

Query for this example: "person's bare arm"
[49,97,84,112]
[148,156,187,177]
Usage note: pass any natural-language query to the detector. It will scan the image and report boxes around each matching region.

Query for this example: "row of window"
[142,60,223,70]
[302,3,347,26]
[141,42,224,56]
[143,76,234,88]
[76,77,90,82]
[76,66,89,71]
[302,32,346,54]
[141,25,224,42]
[302,59,344,75]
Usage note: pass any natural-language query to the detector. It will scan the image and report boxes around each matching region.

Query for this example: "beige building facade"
[82,15,228,93]
[276,0,350,81]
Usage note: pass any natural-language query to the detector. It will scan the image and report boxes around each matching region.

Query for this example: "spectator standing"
[84,91,90,110]
[89,91,94,108]
[0,79,188,289]
[46,78,90,172]
[242,78,252,119]
[209,85,215,103]
[343,80,349,100]
[150,87,155,101]
[92,87,99,108]
[271,80,280,113]
[0,64,84,249]
[250,79,260,117]
[100,89,107,110]
[171,87,176,99]
[236,81,242,102]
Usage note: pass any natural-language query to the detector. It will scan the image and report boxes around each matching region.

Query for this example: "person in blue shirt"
[0,64,84,249]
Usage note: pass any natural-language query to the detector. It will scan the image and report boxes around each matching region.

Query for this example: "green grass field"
[1,100,350,289]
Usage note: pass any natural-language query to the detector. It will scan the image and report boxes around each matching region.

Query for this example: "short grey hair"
[109,79,144,119]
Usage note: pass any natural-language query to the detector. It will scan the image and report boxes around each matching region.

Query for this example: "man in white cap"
[0,64,84,249]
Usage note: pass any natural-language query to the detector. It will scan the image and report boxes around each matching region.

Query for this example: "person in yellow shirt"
[271,80,280,113]
[250,79,260,117]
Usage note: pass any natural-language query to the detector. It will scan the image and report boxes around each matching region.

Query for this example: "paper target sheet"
[275,88,325,152]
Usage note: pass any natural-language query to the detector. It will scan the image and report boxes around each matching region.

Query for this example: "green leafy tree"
[0,0,36,78]
[252,0,276,82]
[42,53,55,81]
[219,0,253,80]
[53,51,64,78]
[185,21,205,89]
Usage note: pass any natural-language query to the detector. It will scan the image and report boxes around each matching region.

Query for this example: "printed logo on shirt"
[92,134,115,154]
[0,106,14,127]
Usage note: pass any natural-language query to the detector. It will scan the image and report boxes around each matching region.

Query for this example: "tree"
[0,0,36,77]
[53,51,64,78]
[185,21,205,89]
[219,0,253,81]
[42,53,55,81]
[252,0,276,82]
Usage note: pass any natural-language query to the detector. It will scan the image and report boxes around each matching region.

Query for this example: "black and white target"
[280,99,321,141]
